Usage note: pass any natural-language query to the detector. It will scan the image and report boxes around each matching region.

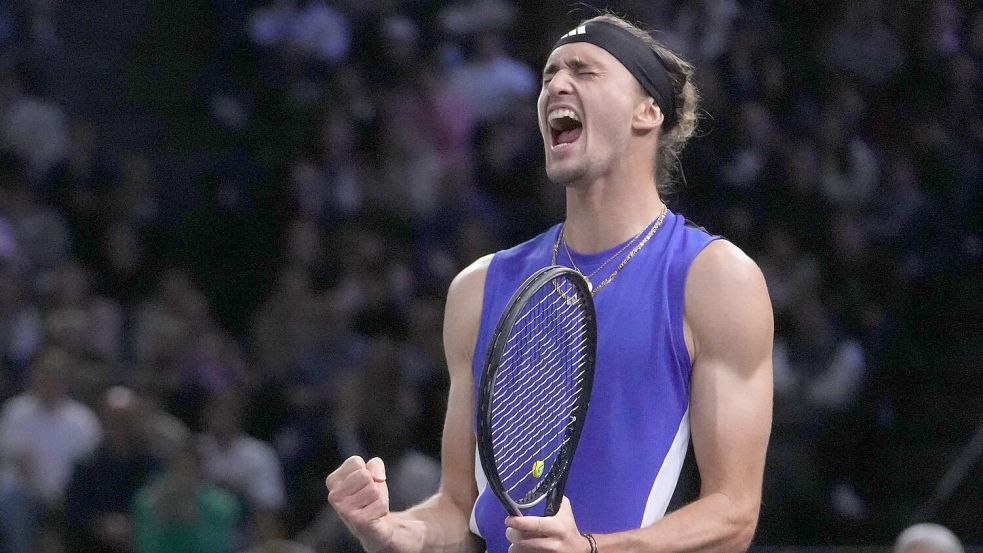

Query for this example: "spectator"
[97,219,156,307]
[131,438,241,553]
[894,523,964,553]
[132,267,248,422]
[0,96,69,183]
[40,261,123,404]
[768,291,870,535]
[199,392,286,540]
[0,347,102,553]
[64,386,158,553]
[0,262,41,391]
[448,31,537,123]
[249,1,350,65]
[0,156,72,275]
[439,0,517,36]
[130,376,191,464]
[823,1,904,85]
[757,226,822,321]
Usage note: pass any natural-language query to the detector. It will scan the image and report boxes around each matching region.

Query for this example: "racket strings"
[490,327,587,429]
[491,352,583,440]
[508,275,580,326]
[496,280,585,378]
[498,288,581,362]
[504,435,573,496]
[502,433,573,493]
[495,319,583,395]
[492,290,585,433]
[493,372,585,459]
[492,384,575,479]
[498,308,582,372]
[491,288,585,418]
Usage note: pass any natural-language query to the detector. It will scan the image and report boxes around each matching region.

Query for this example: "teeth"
[548,108,580,122]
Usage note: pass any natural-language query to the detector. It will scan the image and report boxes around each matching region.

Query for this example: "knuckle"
[327,456,365,487]
[349,468,372,486]
[325,470,340,489]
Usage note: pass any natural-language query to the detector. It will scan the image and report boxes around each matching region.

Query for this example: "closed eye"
[543,71,597,85]
[542,58,598,84]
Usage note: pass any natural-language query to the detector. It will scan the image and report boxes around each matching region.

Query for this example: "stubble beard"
[545,160,591,188]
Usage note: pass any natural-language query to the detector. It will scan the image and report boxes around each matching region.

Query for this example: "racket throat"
[569,271,591,304]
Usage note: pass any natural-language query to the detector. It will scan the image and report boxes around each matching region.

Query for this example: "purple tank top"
[469,210,718,552]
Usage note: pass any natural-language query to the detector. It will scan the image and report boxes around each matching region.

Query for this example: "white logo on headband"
[559,25,586,40]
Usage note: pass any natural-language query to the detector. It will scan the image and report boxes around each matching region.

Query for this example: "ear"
[632,97,664,131]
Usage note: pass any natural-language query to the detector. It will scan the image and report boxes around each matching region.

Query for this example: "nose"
[545,69,574,96]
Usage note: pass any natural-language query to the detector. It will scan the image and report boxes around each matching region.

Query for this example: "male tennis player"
[326,14,773,553]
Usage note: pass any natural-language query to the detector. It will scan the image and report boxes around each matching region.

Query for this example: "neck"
[562,165,665,253]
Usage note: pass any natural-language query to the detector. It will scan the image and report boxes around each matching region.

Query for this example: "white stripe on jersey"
[640,407,691,526]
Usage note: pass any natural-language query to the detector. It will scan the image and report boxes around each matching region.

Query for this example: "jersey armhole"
[670,236,721,385]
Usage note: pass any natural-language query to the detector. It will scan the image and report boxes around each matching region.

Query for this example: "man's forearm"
[379,496,482,553]
[591,493,758,553]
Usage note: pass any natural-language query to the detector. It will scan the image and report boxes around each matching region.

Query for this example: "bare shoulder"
[688,240,765,295]
[447,254,493,301]
[685,240,773,365]
[443,254,494,372]
[445,254,493,327]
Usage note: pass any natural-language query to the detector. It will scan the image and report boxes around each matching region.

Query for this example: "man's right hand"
[326,456,394,553]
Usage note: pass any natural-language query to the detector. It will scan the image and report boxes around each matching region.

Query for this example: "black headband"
[551,21,677,129]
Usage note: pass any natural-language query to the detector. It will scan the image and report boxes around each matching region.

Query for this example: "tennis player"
[325,14,773,553]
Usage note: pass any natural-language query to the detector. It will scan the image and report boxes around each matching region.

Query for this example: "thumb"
[557,496,577,521]
[366,457,387,482]
[560,496,572,512]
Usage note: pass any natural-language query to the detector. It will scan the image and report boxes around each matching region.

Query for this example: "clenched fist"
[326,456,394,552]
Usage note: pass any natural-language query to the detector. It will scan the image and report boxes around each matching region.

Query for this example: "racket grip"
[544,457,573,516]
[544,488,563,517]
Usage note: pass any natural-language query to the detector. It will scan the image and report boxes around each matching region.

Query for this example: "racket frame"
[476,265,597,517]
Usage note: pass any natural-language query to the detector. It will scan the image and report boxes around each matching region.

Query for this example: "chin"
[546,162,588,186]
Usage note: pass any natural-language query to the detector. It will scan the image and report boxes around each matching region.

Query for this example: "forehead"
[543,42,625,73]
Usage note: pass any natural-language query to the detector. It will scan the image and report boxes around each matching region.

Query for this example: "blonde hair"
[584,14,700,194]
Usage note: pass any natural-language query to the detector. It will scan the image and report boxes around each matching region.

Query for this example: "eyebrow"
[542,57,593,77]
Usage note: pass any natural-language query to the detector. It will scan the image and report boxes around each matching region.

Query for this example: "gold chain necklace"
[551,205,668,296]
[562,223,643,290]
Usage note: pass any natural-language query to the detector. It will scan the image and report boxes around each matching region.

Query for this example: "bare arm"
[326,256,491,553]
[507,240,773,553]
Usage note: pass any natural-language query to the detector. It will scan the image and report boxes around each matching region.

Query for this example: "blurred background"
[0,0,980,552]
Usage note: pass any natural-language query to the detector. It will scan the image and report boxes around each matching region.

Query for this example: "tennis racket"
[476,265,597,517]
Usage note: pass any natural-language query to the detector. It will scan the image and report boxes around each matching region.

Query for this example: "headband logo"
[559,25,586,40]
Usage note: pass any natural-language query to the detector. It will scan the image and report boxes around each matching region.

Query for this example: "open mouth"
[548,108,583,147]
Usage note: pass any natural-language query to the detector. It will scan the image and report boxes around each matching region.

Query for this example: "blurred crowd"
[0,0,980,551]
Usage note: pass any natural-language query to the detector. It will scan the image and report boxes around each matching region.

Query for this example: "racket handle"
[544,455,574,516]
[544,485,564,516]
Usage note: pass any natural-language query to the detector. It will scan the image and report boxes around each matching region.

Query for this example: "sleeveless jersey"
[469,209,718,553]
